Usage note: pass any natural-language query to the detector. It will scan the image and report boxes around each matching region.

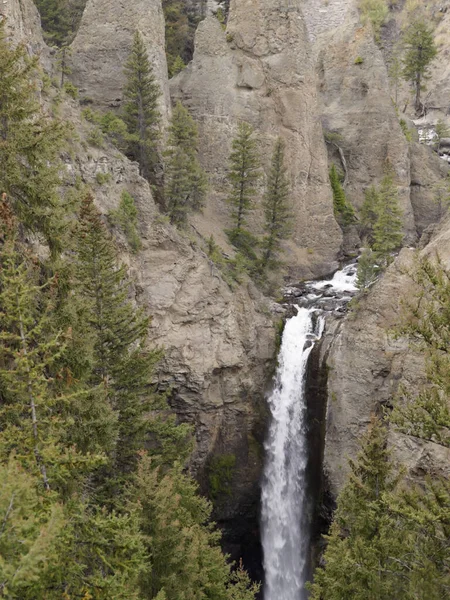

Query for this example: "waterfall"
[261,307,324,600]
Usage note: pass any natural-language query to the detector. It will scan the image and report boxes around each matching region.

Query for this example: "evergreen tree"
[0,458,65,598]
[329,164,355,226]
[356,248,378,291]
[372,171,403,265]
[0,21,67,252]
[261,138,293,271]
[309,417,400,600]
[359,184,379,244]
[227,122,260,234]
[402,19,437,114]
[74,195,165,484]
[164,102,207,225]
[123,31,161,183]
[34,0,86,46]
[134,454,258,600]
[391,256,450,447]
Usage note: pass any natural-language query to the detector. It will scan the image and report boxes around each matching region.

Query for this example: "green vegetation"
[435,118,450,150]
[164,102,207,225]
[399,118,413,142]
[309,415,450,599]
[391,256,450,447]
[329,164,355,226]
[95,171,111,185]
[358,0,389,40]
[123,31,162,183]
[357,171,403,289]
[401,19,437,114]
[0,30,258,599]
[209,454,237,500]
[0,21,68,253]
[109,190,142,252]
[162,0,200,77]
[34,0,87,46]
[226,122,261,262]
[260,138,293,272]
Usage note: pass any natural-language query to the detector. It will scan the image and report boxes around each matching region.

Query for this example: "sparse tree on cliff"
[402,19,437,114]
[329,164,355,226]
[372,171,403,264]
[164,102,207,225]
[261,138,292,271]
[123,31,162,183]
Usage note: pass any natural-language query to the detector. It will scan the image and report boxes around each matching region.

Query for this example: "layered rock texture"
[69,0,171,120]
[171,0,343,279]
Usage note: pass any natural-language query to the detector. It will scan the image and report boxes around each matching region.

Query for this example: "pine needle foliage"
[261,138,293,271]
[227,122,261,233]
[123,31,162,183]
[391,255,450,447]
[372,171,403,264]
[164,102,207,225]
[74,195,163,483]
[329,165,355,226]
[0,21,67,252]
[402,19,437,114]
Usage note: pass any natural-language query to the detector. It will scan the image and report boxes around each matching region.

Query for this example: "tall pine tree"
[123,31,162,184]
[372,171,403,264]
[261,138,292,271]
[0,21,67,252]
[329,164,355,226]
[227,122,260,233]
[164,102,207,225]
[402,20,437,114]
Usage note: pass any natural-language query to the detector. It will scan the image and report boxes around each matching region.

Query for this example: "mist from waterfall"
[261,307,324,600]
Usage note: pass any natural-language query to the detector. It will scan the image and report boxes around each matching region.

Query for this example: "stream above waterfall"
[261,262,359,600]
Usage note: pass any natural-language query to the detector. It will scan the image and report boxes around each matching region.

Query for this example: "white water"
[261,307,325,600]
[307,262,358,294]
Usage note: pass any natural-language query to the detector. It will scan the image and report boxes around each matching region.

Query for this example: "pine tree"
[309,417,400,600]
[0,21,67,252]
[134,454,258,600]
[164,102,207,225]
[391,256,450,447]
[74,195,165,484]
[261,138,292,271]
[0,458,65,598]
[123,31,162,183]
[0,200,67,491]
[356,248,378,291]
[360,185,379,244]
[372,171,403,264]
[329,164,355,226]
[402,19,437,114]
[227,122,260,234]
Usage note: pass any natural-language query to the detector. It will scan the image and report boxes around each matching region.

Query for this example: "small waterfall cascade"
[261,263,358,600]
[261,307,324,600]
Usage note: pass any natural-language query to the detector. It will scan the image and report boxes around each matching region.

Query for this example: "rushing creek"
[261,262,358,600]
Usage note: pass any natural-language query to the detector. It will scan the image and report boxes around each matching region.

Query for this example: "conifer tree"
[402,19,437,114]
[372,171,403,264]
[134,454,258,600]
[164,102,207,225]
[0,200,67,490]
[123,31,162,183]
[0,458,65,597]
[359,184,379,244]
[356,248,378,291]
[0,21,67,251]
[309,417,400,600]
[74,195,164,483]
[391,256,450,447]
[329,164,355,226]
[227,122,260,234]
[261,138,292,271]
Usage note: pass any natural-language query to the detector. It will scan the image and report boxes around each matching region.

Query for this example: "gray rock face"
[170,1,343,280]
[2,0,46,54]
[324,221,450,493]
[69,0,170,121]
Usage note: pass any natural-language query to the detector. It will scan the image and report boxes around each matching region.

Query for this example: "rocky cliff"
[170,1,343,279]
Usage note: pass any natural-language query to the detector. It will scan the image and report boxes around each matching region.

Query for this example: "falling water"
[261,307,324,600]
